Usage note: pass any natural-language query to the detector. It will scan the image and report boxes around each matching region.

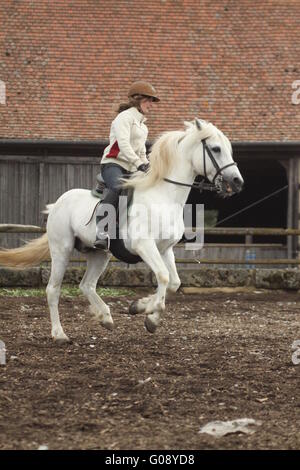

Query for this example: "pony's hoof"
[53,335,70,345]
[144,315,158,334]
[129,300,140,315]
[101,320,114,331]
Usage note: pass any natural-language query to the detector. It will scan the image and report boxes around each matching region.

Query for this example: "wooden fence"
[1,224,299,266]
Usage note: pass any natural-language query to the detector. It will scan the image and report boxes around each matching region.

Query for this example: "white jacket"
[100,107,149,172]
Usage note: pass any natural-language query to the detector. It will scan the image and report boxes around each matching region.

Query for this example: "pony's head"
[123,118,243,196]
[189,119,244,196]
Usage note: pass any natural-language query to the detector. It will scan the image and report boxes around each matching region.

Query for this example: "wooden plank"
[0,224,45,233]
[174,258,300,265]
[58,257,300,265]
[182,287,261,294]
[180,243,284,247]
[0,155,99,164]
[0,225,296,239]
[189,227,300,235]
[38,162,45,226]
[63,258,300,266]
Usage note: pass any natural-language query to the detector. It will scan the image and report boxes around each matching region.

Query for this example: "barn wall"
[0,143,299,263]
[0,152,101,248]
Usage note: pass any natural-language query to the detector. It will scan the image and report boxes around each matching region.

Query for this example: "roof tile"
[0,0,299,141]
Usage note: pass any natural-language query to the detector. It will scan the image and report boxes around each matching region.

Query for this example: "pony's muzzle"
[219,174,244,196]
[231,176,244,193]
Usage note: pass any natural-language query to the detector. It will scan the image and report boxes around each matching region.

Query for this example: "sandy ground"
[0,288,300,450]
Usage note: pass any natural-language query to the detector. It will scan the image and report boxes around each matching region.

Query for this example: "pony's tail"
[0,233,50,269]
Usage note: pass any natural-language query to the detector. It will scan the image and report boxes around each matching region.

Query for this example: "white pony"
[0,119,243,343]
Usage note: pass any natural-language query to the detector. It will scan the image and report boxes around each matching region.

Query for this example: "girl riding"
[94,80,160,249]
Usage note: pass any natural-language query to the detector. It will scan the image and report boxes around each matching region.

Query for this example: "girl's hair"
[116,95,145,114]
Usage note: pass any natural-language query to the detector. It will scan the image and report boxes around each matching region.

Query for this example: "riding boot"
[94,189,119,250]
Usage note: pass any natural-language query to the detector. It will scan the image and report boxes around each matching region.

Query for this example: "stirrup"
[94,233,110,252]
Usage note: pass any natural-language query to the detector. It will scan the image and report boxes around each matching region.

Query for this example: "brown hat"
[128,81,160,102]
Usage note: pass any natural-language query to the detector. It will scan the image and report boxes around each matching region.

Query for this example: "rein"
[163,138,237,193]
[163,177,218,192]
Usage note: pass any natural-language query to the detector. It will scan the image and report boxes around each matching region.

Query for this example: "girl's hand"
[137,163,149,172]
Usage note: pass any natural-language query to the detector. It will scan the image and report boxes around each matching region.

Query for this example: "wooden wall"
[0,146,104,248]
[0,142,299,263]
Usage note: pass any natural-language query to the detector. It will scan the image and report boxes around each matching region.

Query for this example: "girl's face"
[140,97,157,115]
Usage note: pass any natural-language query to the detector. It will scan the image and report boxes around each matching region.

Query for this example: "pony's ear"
[195,118,202,130]
[184,120,193,129]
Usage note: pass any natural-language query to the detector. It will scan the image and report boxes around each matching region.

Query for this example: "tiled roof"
[0,0,299,142]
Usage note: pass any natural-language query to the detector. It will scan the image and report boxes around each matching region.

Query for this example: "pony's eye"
[212,147,221,153]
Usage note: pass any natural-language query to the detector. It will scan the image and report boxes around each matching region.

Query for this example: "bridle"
[163,138,237,193]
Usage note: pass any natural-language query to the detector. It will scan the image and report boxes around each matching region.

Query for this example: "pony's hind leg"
[79,251,114,331]
[47,250,72,344]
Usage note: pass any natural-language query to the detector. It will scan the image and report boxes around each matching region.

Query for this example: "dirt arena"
[0,288,299,450]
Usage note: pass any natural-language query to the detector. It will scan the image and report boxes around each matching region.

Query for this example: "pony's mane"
[122,129,183,190]
[123,119,230,190]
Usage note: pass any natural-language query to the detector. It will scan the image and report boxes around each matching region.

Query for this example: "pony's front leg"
[128,293,156,315]
[133,239,169,333]
[130,247,181,318]
[129,247,180,317]
[161,247,181,294]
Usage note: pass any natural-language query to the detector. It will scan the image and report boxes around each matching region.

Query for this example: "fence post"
[245,234,253,245]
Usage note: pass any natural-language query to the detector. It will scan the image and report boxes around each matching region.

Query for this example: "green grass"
[0,286,135,298]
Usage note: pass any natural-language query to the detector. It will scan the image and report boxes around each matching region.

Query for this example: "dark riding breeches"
[96,163,132,237]
[101,163,131,204]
